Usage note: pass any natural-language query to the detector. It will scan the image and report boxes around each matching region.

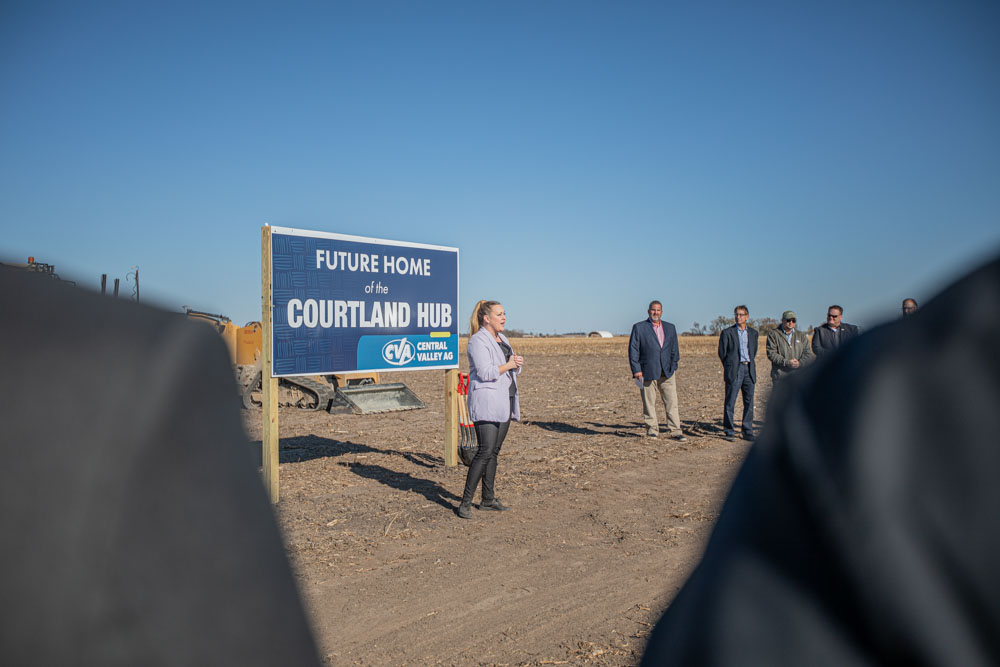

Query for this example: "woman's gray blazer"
[466,328,521,423]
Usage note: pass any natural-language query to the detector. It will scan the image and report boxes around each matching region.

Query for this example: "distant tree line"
[686,315,783,336]
[463,329,599,338]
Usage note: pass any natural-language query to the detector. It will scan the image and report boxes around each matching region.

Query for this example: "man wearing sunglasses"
[766,310,814,382]
[811,305,861,357]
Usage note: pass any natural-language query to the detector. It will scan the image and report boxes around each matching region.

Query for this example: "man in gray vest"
[766,310,814,381]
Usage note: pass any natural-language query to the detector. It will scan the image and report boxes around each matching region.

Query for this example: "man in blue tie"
[629,300,687,440]
[718,305,758,442]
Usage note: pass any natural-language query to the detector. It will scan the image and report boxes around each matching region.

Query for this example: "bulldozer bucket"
[329,383,426,414]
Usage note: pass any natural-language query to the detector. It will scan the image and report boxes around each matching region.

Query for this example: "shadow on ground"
[249,435,457,509]
[538,418,767,438]
[341,462,461,509]
[524,420,642,438]
[681,418,767,436]
[249,435,444,467]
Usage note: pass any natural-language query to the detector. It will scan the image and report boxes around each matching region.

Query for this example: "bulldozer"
[0,256,75,284]
[184,309,425,414]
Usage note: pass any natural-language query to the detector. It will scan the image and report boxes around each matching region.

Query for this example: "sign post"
[444,368,459,466]
[261,226,279,503]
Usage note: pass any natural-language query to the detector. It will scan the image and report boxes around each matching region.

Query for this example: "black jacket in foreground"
[643,254,1000,666]
[0,268,320,667]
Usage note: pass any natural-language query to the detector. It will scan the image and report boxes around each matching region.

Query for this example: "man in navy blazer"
[718,305,758,442]
[629,301,686,440]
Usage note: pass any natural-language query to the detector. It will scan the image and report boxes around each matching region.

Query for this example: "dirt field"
[242,335,774,666]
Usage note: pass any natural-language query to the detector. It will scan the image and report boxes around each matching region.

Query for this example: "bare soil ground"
[242,336,774,666]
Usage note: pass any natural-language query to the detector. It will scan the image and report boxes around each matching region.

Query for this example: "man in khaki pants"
[628,301,687,440]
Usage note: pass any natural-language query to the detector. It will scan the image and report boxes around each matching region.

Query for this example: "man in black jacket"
[717,305,758,442]
[642,254,1000,666]
[811,304,860,356]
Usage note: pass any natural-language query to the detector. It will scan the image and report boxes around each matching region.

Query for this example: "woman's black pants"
[461,419,511,504]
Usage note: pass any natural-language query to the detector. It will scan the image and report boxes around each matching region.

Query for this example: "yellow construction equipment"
[0,257,75,284]
[184,308,424,414]
[236,322,262,365]
[185,309,239,360]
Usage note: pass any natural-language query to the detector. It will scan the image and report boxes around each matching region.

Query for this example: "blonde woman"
[458,300,523,519]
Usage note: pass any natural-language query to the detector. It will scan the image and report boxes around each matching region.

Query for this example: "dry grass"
[459,335,723,358]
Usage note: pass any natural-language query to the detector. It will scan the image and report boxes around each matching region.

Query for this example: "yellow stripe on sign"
[430,331,451,338]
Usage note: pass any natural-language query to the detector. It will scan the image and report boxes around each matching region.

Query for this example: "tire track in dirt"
[298,438,746,665]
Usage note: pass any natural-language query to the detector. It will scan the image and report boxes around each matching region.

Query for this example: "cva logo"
[381,337,416,366]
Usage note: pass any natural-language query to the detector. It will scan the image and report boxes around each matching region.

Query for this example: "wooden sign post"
[261,226,279,503]
[444,368,459,466]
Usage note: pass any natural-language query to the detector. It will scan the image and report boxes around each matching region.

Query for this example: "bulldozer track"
[242,370,337,411]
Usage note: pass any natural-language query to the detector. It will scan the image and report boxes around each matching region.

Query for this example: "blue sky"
[3,1,998,334]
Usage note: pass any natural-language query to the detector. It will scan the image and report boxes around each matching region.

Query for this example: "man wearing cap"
[766,310,814,381]
[811,305,861,357]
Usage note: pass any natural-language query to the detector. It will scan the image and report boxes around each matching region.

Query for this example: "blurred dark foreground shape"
[643,253,1000,666]
[0,268,320,666]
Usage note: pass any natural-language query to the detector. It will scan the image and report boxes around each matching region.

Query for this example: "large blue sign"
[269,226,459,377]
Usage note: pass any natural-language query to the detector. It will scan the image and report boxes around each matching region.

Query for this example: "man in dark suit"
[717,305,758,442]
[629,300,686,440]
[811,304,861,356]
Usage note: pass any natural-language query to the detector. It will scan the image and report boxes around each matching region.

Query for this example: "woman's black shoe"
[479,499,510,511]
